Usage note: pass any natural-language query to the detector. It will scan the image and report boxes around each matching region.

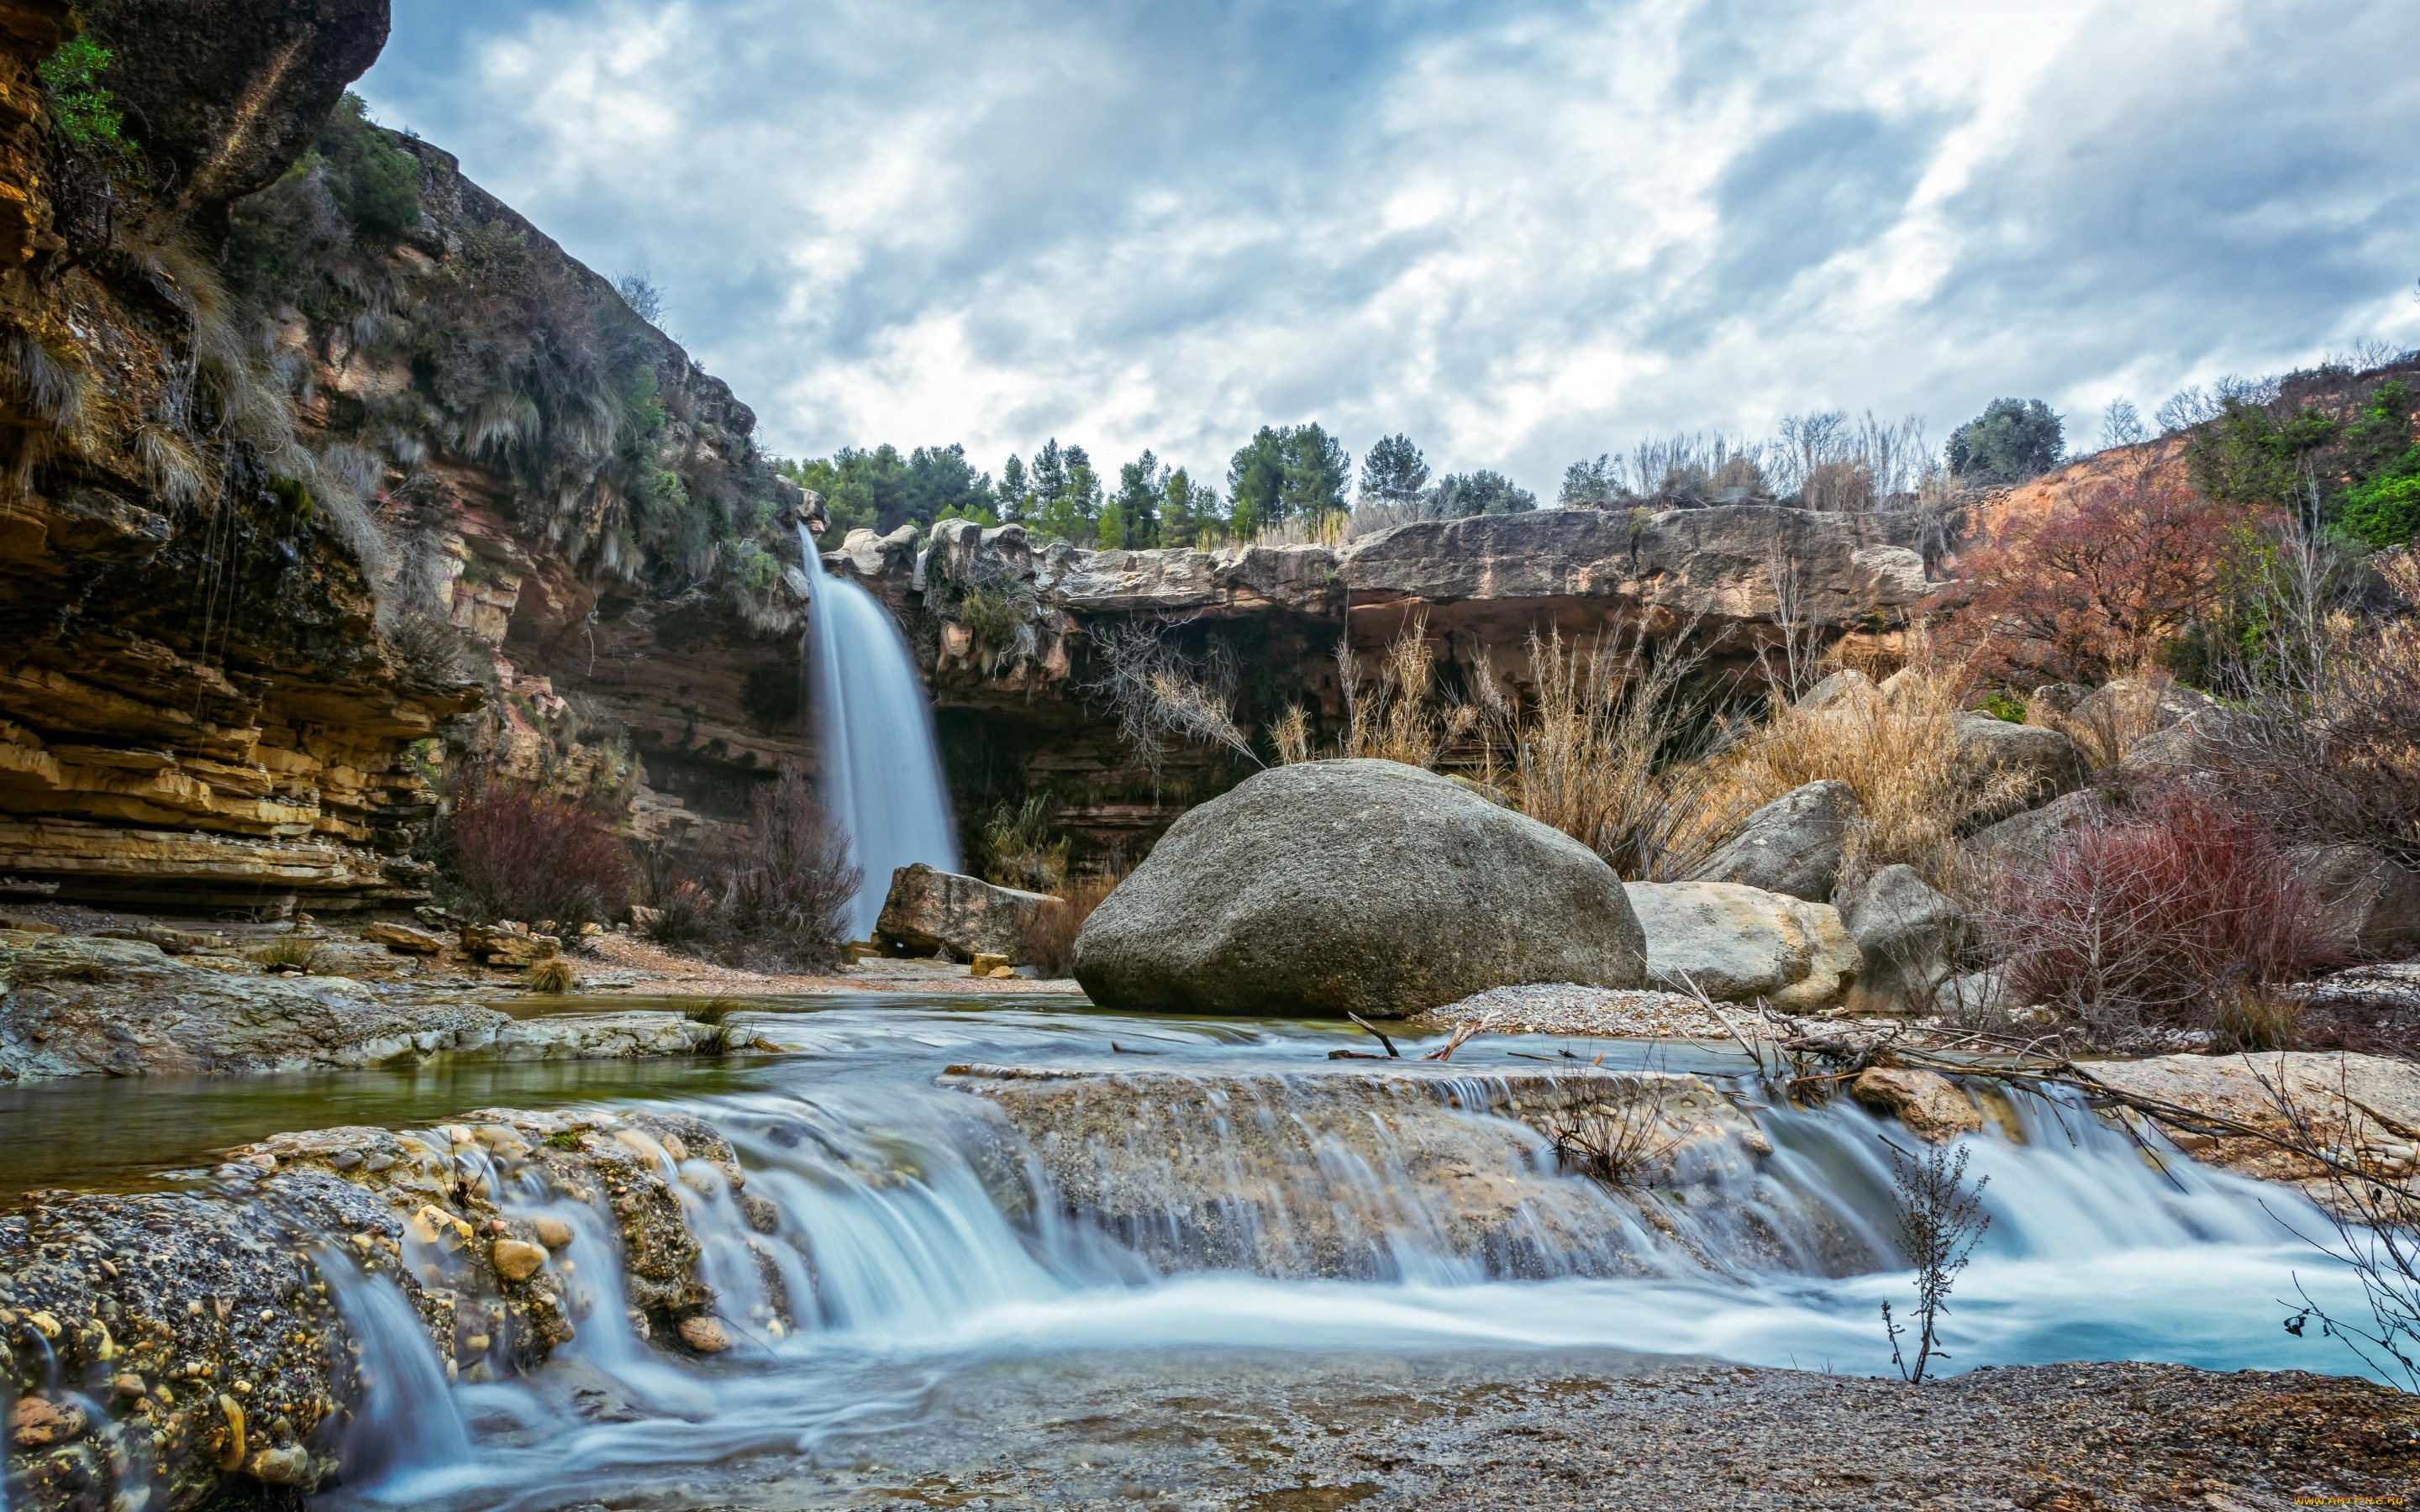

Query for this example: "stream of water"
[796,524,960,937]
[103,999,2349,1512]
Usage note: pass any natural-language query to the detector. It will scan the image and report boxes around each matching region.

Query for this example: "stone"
[491,1239,547,1281]
[362,921,447,954]
[1075,760,1646,1018]
[2284,844,2420,960]
[1962,789,2102,869]
[10,1394,82,1446]
[0,913,58,933]
[532,1216,576,1250]
[1952,712,2086,826]
[2086,1052,2420,1191]
[1691,780,1857,901]
[1623,881,1860,1013]
[1849,1068,1983,1142]
[986,965,1018,979]
[1839,865,1966,1015]
[247,1442,312,1486]
[677,1315,731,1353]
[2028,683,2092,716]
[970,952,1013,976]
[460,922,560,969]
[1797,669,1878,709]
[876,864,1057,963]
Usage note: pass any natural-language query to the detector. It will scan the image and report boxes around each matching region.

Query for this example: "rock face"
[876,864,1057,961]
[1074,760,1646,1018]
[2285,844,2420,960]
[1691,780,1856,900]
[1623,881,1860,1013]
[1839,864,1966,1015]
[0,932,722,1080]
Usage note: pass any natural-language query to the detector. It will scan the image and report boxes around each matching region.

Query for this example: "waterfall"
[796,523,961,938]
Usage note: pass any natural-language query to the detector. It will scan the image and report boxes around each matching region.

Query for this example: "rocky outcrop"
[1074,759,1646,1017]
[1623,880,1860,1013]
[875,862,1055,961]
[1691,780,1855,900]
[0,931,723,1079]
[939,1061,1771,1278]
[0,1104,759,1509]
[2085,1052,2420,1191]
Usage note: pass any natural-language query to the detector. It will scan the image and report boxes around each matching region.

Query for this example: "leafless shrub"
[1332,614,1478,769]
[2262,1062,2420,1391]
[1084,617,1260,790]
[1880,1139,1991,1384]
[2199,538,2420,869]
[1024,872,1120,979]
[1979,784,2323,1043]
[1543,1074,1680,1193]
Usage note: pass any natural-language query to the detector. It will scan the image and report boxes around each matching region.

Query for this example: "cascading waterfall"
[288,1014,2374,1510]
[795,523,960,938]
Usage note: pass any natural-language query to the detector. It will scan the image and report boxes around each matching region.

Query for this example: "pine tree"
[1359,433,1429,506]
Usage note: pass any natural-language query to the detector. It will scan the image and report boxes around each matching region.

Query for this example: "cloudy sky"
[359,0,2420,498]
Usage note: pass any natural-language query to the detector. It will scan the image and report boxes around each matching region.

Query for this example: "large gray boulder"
[1623,880,1860,1013]
[1839,864,1965,1015]
[1073,760,1645,1017]
[1692,780,1857,900]
[2284,844,2420,960]
[1953,712,2086,827]
[876,864,1058,962]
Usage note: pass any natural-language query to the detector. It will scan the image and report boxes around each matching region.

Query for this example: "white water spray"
[797,523,960,937]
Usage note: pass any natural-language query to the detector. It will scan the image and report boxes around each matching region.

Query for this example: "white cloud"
[360,0,2420,492]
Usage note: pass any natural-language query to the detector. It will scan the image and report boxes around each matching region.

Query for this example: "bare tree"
[1082,617,1260,794]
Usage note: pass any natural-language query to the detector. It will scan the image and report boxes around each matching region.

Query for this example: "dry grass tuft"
[1024,872,1122,979]
[1712,640,2028,889]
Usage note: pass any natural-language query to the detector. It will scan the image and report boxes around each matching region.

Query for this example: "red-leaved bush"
[1988,784,2324,1038]
[441,775,633,927]
[644,774,861,973]
[1945,472,2244,683]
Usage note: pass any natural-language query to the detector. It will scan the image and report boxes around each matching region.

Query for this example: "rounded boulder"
[1073,759,1646,1017]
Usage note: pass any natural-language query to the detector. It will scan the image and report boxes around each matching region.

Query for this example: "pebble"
[1420,983,1746,1040]
[676,1315,730,1353]
[491,1240,548,1282]
[533,1217,575,1250]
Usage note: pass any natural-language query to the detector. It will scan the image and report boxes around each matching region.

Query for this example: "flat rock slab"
[0,934,725,1079]
[2086,1050,2420,1189]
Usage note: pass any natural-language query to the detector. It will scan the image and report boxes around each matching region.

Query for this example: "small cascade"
[27,1020,2382,1512]
[795,522,960,937]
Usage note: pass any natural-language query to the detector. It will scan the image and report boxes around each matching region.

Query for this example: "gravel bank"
[1413,981,1746,1039]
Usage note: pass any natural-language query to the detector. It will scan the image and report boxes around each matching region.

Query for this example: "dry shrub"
[1714,645,2027,888]
[642,774,860,973]
[526,957,576,993]
[1983,784,2324,1042]
[1023,873,1120,979]
[982,794,1069,892]
[1335,615,1479,769]
[1542,1076,1681,1193]
[2202,546,2420,869]
[442,775,632,927]
[1491,623,1735,880]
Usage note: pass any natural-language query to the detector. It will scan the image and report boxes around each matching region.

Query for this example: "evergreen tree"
[1113,449,1164,548]
[1558,455,1626,507]
[904,443,992,525]
[1228,422,1349,528]
[1948,399,2065,483]
[1161,466,1206,547]
[1030,439,1069,505]
[1359,433,1430,505]
[1431,470,1537,517]
[1097,501,1126,549]
[998,454,1029,522]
